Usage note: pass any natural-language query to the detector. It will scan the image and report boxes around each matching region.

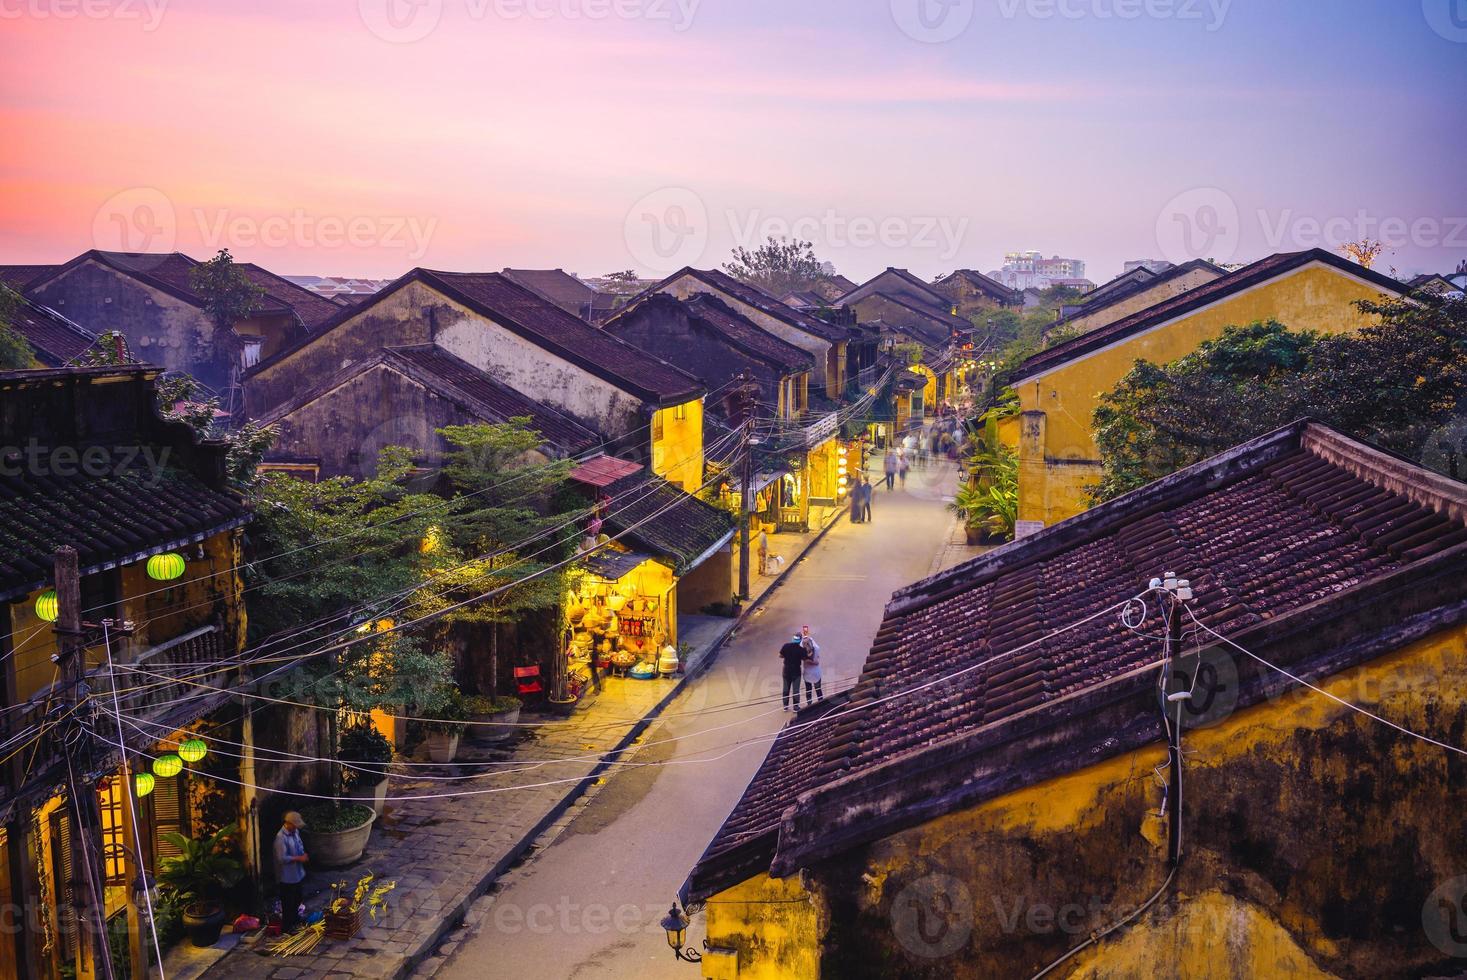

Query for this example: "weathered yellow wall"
[1061,266,1222,339]
[802,621,1467,979]
[703,872,823,980]
[1017,263,1397,525]
[652,397,704,493]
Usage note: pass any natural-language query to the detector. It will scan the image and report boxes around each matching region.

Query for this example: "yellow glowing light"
[178,738,207,763]
[152,754,183,778]
[420,525,444,554]
[134,773,156,797]
[35,589,59,623]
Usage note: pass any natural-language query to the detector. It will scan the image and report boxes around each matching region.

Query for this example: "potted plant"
[422,687,468,762]
[463,694,522,745]
[338,723,393,818]
[156,823,244,947]
[300,801,377,868]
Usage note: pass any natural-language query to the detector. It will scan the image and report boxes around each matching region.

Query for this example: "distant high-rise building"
[1123,259,1175,275]
[989,251,1087,290]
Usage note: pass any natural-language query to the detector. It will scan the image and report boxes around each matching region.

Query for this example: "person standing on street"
[883,449,897,491]
[849,479,863,523]
[897,450,910,489]
[274,811,309,933]
[800,627,824,705]
[779,634,808,711]
[860,476,874,523]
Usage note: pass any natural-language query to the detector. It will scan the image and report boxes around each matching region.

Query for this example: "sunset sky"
[3,0,1465,283]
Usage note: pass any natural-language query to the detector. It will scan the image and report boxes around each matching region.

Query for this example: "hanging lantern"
[134,772,156,798]
[152,754,183,778]
[178,738,208,763]
[34,589,59,623]
[146,552,187,581]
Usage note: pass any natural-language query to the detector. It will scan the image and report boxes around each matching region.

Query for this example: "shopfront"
[564,549,678,691]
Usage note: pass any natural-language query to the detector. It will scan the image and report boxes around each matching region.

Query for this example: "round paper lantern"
[134,772,156,798]
[152,754,183,778]
[34,589,59,623]
[146,552,187,581]
[178,738,208,763]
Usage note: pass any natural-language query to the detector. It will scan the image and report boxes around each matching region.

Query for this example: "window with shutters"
[49,811,80,968]
[98,780,126,886]
[0,828,18,980]
[146,773,188,872]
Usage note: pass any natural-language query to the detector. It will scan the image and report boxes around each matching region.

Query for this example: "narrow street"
[437,459,960,980]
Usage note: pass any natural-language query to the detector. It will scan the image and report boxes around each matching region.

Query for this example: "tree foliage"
[188,248,264,333]
[0,286,35,369]
[1090,297,1467,502]
[723,236,832,296]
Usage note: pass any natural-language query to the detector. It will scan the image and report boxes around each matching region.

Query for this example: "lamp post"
[660,903,703,962]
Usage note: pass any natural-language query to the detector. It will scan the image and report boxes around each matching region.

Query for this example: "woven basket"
[324,905,363,941]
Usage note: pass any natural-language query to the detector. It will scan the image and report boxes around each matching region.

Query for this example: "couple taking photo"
[779,626,825,711]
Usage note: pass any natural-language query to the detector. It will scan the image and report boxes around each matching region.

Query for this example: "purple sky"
[3,0,1465,283]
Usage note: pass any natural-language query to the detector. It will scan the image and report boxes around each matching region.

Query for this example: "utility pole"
[53,546,115,980]
[1155,572,1194,868]
[726,374,760,601]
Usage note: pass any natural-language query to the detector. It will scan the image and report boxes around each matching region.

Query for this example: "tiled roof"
[422,271,703,406]
[5,296,98,366]
[1015,249,1406,380]
[578,547,657,581]
[501,268,613,315]
[683,295,816,373]
[837,267,956,314]
[24,251,343,327]
[0,265,59,290]
[936,269,1022,305]
[1051,259,1224,328]
[0,466,249,600]
[651,268,852,343]
[569,454,645,488]
[689,420,1467,897]
[385,346,601,453]
[601,474,735,574]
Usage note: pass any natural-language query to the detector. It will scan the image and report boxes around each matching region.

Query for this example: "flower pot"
[183,901,226,947]
[307,806,377,868]
[467,706,520,745]
[426,730,460,763]
[964,524,984,545]
[546,696,577,718]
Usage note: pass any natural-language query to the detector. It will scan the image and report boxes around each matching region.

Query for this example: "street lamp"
[660,903,703,962]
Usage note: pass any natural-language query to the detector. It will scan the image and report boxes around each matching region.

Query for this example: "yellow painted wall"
[781,620,1467,979]
[1059,265,1222,339]
[702,872,822,980]
[652,397,704,493]
[1017,263,1399,525]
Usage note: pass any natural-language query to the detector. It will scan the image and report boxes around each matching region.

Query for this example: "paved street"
[436,459,961,980]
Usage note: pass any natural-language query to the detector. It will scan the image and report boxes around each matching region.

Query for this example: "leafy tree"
[0,286,35,369]
[154,371,274,490]
[188,248,264,335]
[416,421,583,699]
[602,269,639,282]
[723,236,833,296]
[1090,298,1467,502]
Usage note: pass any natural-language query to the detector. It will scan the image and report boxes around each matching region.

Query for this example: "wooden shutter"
[49,811,80,965]
[149,774,187,869]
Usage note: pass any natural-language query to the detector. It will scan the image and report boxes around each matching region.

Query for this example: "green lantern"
[178,738,207,763]
[134,772,156,798]
[146,552,187,581]
[152,754,183,778]
[34,589,59,623]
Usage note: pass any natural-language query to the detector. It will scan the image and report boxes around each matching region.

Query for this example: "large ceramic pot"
[546,696,577,718]
[468,706,520,745]
[307,805,377,868]
[183,901,226,947]
[425,730,461,763]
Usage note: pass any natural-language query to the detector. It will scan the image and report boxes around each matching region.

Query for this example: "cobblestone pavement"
[192,514,847,980]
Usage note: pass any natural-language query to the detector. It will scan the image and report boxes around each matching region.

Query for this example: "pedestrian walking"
[849,479,863,523]
[883,449,897,491]
[800,628,824,705]
[779,634,807,711]
[898,450,910,489]
[859,476,873,523]
[274,811,309,933]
